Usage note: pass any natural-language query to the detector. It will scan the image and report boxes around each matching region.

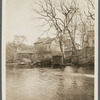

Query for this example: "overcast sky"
[6,0,87,45]
[6,0,43,45]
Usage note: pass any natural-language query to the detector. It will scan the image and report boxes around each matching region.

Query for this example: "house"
[34,37,51,53]
[34,37,55,60]
[34,37,61,60]
[83,30,94,49]
[34,37,80,60]
[16,46,34,62]
[63,38,80,58]
[50,38,61,56]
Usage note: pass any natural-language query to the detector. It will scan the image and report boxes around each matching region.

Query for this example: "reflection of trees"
[7,67,23,81]
[62,73,87,100]
[55,75,78,100]
[55,76,65,100]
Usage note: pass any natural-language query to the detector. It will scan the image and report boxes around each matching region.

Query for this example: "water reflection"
[6,66,94,100]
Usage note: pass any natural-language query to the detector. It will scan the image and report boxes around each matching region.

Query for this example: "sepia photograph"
[2,0,98,100]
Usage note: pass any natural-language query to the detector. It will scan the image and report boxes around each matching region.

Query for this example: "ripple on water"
[6,66,94,100]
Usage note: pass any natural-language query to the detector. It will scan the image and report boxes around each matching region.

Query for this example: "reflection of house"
[16,47,34,62]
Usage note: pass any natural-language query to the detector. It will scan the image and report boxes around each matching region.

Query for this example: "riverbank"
[6,63,94,75]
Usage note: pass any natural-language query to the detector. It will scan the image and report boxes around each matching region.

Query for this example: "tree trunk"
[67,29,79,65]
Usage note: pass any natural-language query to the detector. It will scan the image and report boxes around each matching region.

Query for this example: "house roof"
[34,37,80,48]
[34,38,48,44]
[17,47,34,53]
[44,38,55,44]
[34,37,55,44]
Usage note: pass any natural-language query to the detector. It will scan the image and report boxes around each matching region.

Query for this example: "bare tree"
[13,35,26,49]
[86,0,95,20]
[84,0,94,30]
[59,0,79,55]
[6,42,17,63]
[79,0,95,50]
[78,14,87,49]
[33,0,79,64]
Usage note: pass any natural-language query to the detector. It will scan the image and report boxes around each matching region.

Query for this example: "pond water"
[6,65,94,100]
